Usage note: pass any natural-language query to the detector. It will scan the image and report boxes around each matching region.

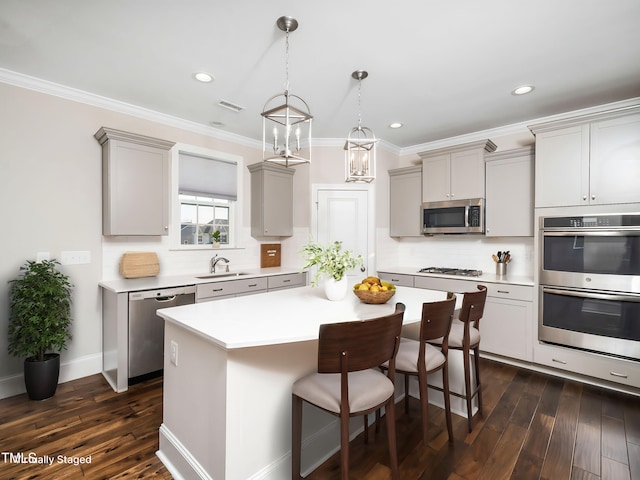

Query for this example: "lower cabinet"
[267,272,307,291]
[197,277,268,302]
[534,341,640,389]
[481,284,533,361]
[377,271,415,287]
[196,272,307,302]
[409,275,534,361]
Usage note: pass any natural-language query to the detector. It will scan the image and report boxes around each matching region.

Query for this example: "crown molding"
[2,68,638,158]
[399,96,640,157]
[0,68,263,150]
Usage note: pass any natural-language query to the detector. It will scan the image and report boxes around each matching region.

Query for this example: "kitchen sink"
[195,272,252,279]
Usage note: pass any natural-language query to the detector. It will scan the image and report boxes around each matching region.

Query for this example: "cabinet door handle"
[497,290,510,294]
[212,288,224,292]
[552,358,567,365]
[248,283,258,287]
[610,371,628,379]
[591,194,596,200]
[283,279,291,283]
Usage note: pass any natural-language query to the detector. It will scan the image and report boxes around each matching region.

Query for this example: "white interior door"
[314,186,372,283]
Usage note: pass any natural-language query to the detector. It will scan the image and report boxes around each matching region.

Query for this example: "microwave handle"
[464,205,470,227]
[543,287,640,302]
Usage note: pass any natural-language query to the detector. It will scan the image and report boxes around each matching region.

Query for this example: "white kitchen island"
[156,285,457,480]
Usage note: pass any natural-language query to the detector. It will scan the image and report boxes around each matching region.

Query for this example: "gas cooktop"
[418,267,483,277]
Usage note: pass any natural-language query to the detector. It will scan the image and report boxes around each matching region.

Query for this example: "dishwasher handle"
[154,295,177,302]
[129,285,196,301]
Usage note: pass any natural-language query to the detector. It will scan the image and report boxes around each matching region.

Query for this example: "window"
[180,195,230,245]
[170,145,242,249]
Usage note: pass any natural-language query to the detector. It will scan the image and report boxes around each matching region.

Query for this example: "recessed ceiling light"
[512,84,534,95]
[194,72,214,83]
[389,122,403,129]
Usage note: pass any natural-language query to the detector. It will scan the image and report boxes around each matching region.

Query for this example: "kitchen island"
[156,285,456,480]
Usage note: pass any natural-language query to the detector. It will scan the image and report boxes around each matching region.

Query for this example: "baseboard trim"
[0,353,102,400]
[158,424,212,480]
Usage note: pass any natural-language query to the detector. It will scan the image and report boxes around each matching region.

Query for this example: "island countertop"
[157,285,451,350]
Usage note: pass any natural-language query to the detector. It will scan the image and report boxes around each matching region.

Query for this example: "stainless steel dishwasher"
[128,285,196,383]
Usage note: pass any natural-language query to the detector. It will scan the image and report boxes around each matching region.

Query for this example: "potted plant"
[212,229,221,248]
[301,240,363,301]
[8,259,73,400]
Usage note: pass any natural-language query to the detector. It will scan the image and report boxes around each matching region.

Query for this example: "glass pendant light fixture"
[262,16,313,167]
[345,70,376,183]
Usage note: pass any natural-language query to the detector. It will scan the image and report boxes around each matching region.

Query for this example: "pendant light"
[345,70,377,183]
[262,16,313,167]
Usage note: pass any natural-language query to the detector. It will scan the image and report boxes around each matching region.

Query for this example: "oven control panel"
[542,214,640,229]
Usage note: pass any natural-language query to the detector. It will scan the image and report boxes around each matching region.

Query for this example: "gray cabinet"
[196,277,268,302]
[530,107,640,207]
[419,139,497,202]
[247,162,295,237]
[388,166,422,237]
[267,272,307,291]
[485,146,534,237]
[95,127,174,236]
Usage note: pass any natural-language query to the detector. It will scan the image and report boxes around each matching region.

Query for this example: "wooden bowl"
[353,287,395,304]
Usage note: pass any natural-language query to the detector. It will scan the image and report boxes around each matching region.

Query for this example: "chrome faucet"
[210,254,230,274]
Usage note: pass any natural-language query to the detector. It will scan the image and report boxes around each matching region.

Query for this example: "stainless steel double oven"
[539,213,640,361]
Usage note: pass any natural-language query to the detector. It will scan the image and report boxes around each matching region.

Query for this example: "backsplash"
[101,227,311,281]
[102,227,534,281]
[376,228,534,278]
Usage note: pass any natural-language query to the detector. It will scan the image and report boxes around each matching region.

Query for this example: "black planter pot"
[24,353,60,400]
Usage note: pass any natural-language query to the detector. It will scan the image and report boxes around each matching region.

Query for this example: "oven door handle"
[543,286,640,302]
[543,230,640,236]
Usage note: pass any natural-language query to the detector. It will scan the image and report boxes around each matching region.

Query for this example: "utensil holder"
[496,262,507,277]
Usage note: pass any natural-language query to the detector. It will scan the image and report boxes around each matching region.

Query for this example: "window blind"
[179,152,237,200]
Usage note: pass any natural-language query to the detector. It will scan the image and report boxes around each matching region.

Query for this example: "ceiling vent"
[218,99,245,112]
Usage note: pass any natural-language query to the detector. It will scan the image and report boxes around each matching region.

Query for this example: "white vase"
[324,276,348,301]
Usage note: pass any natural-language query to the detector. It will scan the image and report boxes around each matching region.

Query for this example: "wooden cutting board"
[119,251,160,278]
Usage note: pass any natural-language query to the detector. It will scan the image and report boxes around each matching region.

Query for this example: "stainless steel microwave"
[421,198,484,234]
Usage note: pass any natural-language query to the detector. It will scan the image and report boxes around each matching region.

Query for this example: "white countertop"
[98,266,302,293]
[377,266,534,286]
[157,285,451,350]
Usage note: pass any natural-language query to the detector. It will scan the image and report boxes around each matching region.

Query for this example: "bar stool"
[291,303,405,480]
[381,295,457,444]
[430,285,487,432]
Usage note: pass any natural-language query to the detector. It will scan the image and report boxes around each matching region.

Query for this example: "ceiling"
[1,0,639,149]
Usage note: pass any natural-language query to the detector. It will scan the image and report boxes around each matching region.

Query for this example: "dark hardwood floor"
[0,358,638,479]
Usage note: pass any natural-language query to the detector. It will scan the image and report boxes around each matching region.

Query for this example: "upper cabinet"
[95,127,175,236]
[419,139,497,202]
[530,107,640,208]
[388,165,422,237]
[247,162,294,237]
[485,146,534,237]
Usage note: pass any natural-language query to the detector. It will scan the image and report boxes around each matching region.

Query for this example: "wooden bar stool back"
[291,303,405,480]
[436,285,487,432]
[378,295,456,443]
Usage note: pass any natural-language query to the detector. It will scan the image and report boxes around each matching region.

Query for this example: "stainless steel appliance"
[422,198,484,234]
[538,213,640,361]
[419,267,483,277]
[128,285,196,382]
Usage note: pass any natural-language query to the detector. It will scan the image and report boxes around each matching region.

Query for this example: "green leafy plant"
[212,229,221,242]
[8,260,73,362]
[301,240,363,286]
